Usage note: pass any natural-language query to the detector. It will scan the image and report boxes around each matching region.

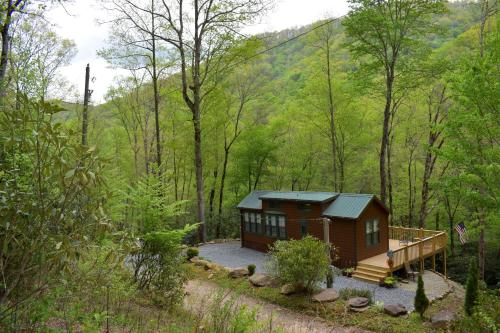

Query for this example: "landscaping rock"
[228,267,249,278]
[280,283,302,295]
[189,256,200,263]
[312,289,339,303]
[347,297,370,308]
[204,262,218,271]
[249,273,275,287]
[384,304,408,317]
[431,310,457,329]
[350,306,369,313]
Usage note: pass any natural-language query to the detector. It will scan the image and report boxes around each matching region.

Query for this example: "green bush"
[339,288,373,303]
[267,236,330,293]
[326,269,333,288]
[187,247,199,260]
[247,264,256,276]
[383,276,397,288]
[465,257,479,316]
[414,274,429,319]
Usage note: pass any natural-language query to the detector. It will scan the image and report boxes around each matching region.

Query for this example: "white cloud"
[47,0,350,103]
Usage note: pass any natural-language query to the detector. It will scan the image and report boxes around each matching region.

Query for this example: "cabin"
[237,191,447,283]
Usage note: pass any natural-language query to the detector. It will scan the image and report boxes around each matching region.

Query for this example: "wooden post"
[404,246,409,264]
[444,233,447,279]
[432,236,436,271]
[323,218,331,262]
[418,228,424,272]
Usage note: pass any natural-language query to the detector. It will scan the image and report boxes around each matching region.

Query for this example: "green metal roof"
[237,190,271,210]
[259,191,338,202]
[322,193,374,219]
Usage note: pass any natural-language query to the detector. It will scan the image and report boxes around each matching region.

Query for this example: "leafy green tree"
[414,274,429,318]
[267,236,330,293]
[0,97,106,322]
[465,257,479,315]
[342,0,446,206]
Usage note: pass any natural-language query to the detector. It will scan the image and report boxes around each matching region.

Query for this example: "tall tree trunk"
[325,43,337,192]
[478,212,485,280]
[217,148,230,219]
[0,2,13,96]
[151,0,161,172]
[208,168,217,218]
[380,71,394,204]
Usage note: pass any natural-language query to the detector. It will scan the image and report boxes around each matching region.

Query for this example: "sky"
[47,0,350,104]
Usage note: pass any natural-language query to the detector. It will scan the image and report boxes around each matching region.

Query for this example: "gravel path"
[185,279,373,333]
[199,241,451,311]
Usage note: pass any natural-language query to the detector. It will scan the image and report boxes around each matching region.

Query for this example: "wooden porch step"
[355,267,388,277]
[352,273,382,283]
[356,262,389,272]
[355,264,388,275]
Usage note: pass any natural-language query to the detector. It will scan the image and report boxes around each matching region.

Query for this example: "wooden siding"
[355,200,389,261]
[330,218,357,268]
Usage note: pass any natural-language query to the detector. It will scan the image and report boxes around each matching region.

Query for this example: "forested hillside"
[0,0,498,331]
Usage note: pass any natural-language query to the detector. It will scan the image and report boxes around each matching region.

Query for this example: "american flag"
[455,222,468,244]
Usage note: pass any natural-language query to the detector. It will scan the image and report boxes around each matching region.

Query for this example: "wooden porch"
[353,227,447,283]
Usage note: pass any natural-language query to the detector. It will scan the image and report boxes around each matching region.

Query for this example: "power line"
[162,15,346,97]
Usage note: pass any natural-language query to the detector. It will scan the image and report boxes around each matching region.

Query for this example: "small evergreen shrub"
[465,257,479,316]
[187,247,199,260]
[247,264,256,276]
[383,276,397,288]
[339,288,373,303]
[326,269,333,288]
[414,274,429,319]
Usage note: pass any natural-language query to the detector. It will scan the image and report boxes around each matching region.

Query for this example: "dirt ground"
[184,279,373,333]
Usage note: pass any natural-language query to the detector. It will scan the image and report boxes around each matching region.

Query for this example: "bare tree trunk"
[380,71,394,204]
[208,168,217,218]
[325,43,337,192]
[151,0,162,172]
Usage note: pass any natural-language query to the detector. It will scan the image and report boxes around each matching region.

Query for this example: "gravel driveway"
[199,241,451,311]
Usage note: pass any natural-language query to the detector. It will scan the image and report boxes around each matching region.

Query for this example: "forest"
[0,0,498,332]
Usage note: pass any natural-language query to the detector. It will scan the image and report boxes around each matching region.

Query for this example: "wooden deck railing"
[389,226,447,274]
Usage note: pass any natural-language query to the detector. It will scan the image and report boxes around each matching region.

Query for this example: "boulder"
[347,297,370,308]
[192,259,210,267]
[249,273,275,287]
[280,283,301,295]
[431,310,457,329]
[228,267,249,278]
[312,289,339,303]
[350,306,369,313]
[384,304,408,317]
[204,262,218,271]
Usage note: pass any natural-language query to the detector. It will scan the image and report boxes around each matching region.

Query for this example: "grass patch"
[188,264,468,333]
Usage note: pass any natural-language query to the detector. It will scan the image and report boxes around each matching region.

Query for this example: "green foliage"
[187,247,199,260]
[0,98,106,327]
[383,276,397,288]
[247,264,256,276]
[465,257,479,316]
[326,269,333,288]
[267,236,330,293]
[339,288,373,303]
[133,224,198,309]
[414,274,429,319]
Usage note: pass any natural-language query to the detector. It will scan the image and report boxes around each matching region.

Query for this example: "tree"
[442,7,498,279]
[464,257,479,315]
[414,274,429,319]
[100,0,171,172]
[150,0,271,242]
[342,0,446,204]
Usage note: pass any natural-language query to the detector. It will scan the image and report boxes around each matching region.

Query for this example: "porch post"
[323,218,331,261]
[432,236,436,271]
[419,228,424,272]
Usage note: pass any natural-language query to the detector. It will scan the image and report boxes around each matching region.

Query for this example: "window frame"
[365,219,380,247]
[265,213,287,239]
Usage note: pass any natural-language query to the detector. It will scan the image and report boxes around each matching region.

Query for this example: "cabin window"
[244,212,250,232]
[300,220,308,237]
[244,212,262,234]
[266,214,286,239]
[365,219,380,246]
[298,203,312,212]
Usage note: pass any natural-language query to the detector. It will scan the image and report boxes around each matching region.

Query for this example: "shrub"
[339,288,373,303]
[247,264,256,276]
[187,247,199,260]
[266,236,330,293]
[383,276,397,288]
[465,257,479,316]
[414,274,429,319]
